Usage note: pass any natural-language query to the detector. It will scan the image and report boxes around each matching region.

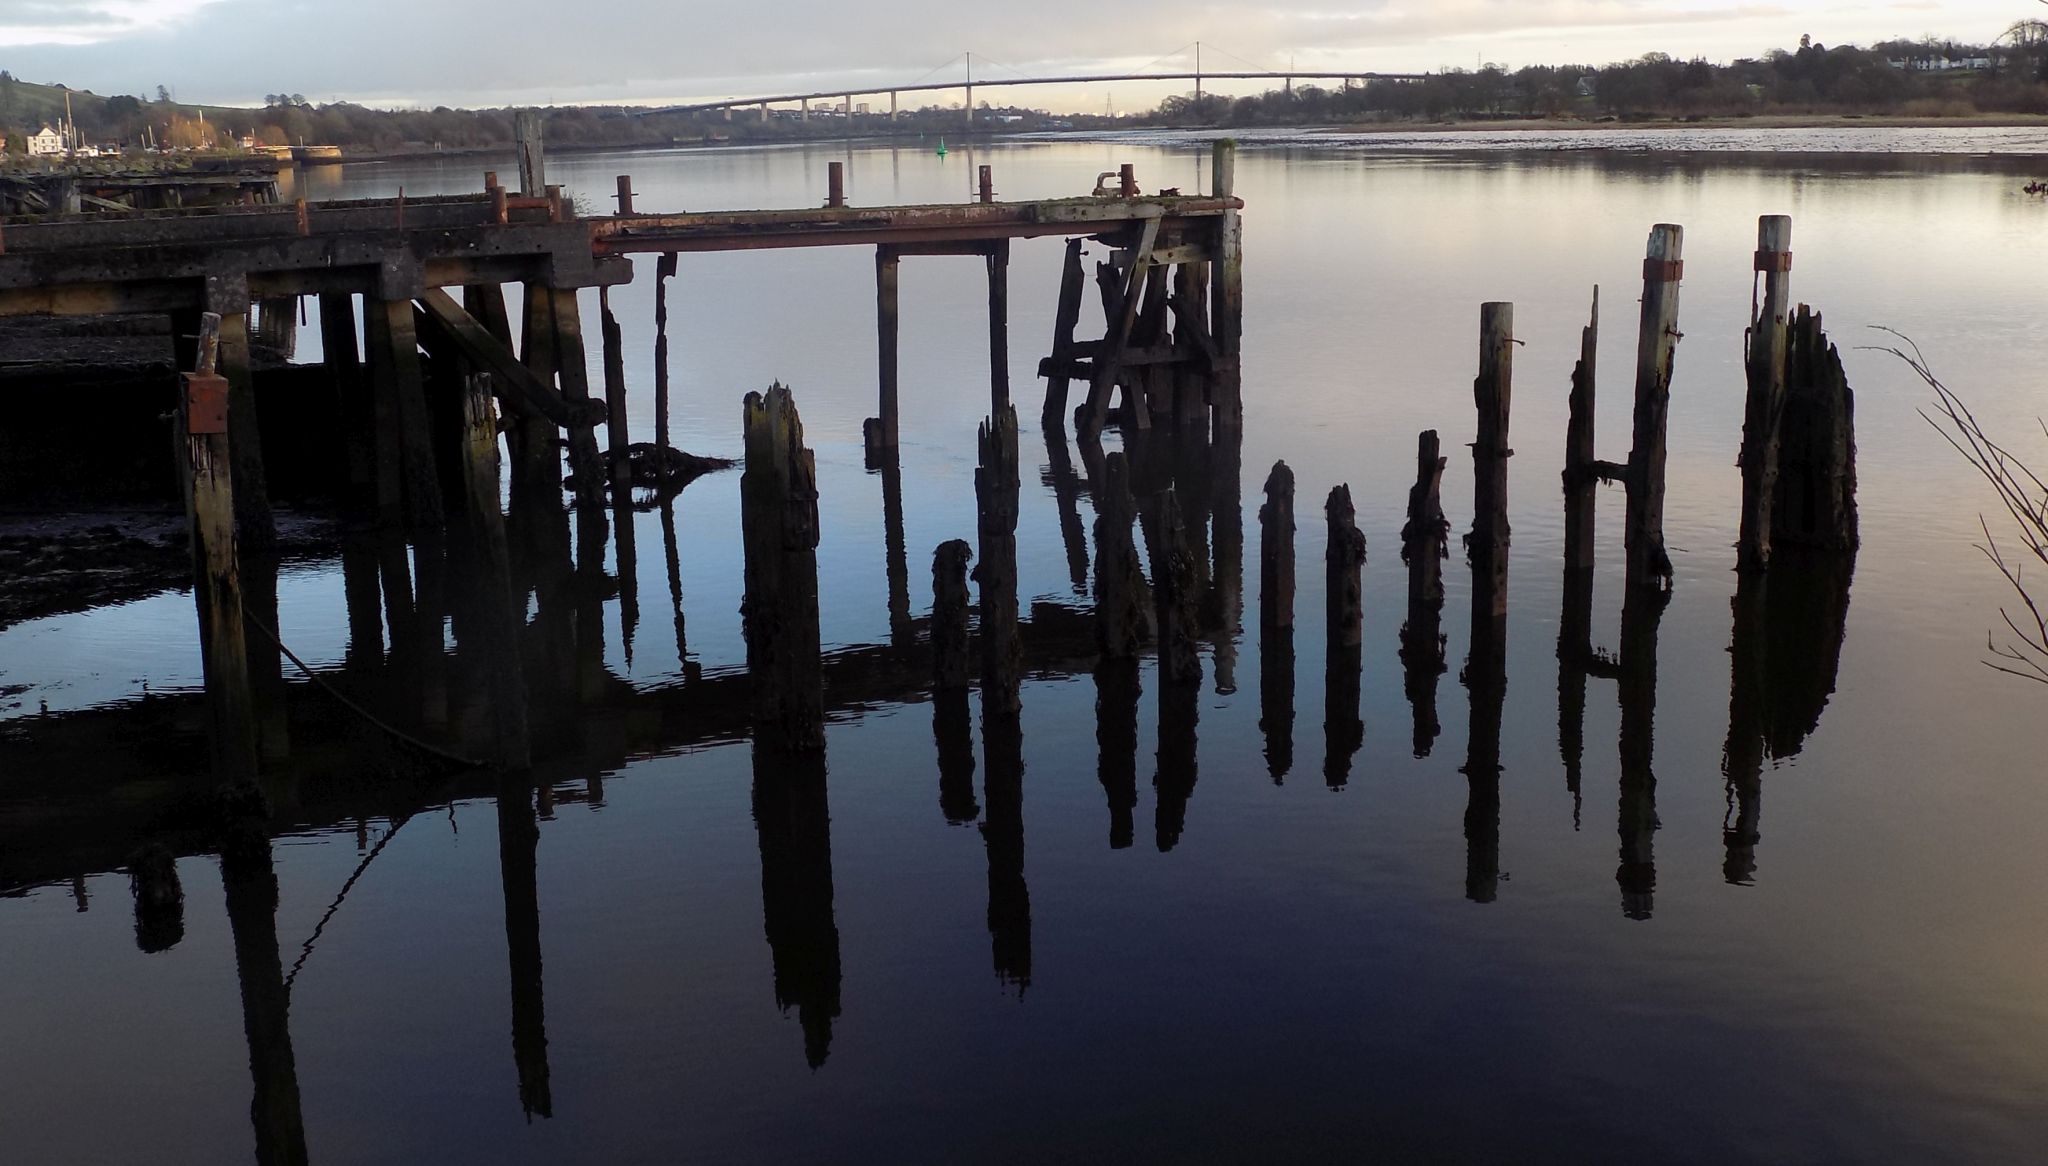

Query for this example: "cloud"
[0,0,2026,107]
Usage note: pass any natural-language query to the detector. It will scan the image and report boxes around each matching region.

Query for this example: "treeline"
[1145,35,2048,125]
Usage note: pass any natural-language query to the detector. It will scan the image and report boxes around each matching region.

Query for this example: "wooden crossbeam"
[414,287,607,429]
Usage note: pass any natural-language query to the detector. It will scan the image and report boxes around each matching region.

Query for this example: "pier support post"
[175,313,258,783]
[599,289,631,494]
[1041,238,1086,429]
[653,253,677,452]
[210,284,276,551]
[1739,216,1793,571]
[1772,307,1859,551]
[549,289,607,509]
[320,293,372,516]
[986,240,1011,416]
[366,297,446,534]
[514,284,562,505]
[1401,431,1449,758]
[1210,140,1243,433]
[741,385,825,751]
[869,246,900,460]
[515,111,546,194]
[1627,225,1684,589]
[455,372,531,768]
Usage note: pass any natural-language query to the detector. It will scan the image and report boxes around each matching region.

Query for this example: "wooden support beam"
[1772,306,1859,551]
[214,307,276,550]
[319,293,372,515]
[1259,460,1295,631]
[975,405,1023,716]
[1210,141,1243,432]
[653,253,677,450]
[1081,214,1161,434]
[1041,238,1086,429]
[415,288,606,429]
[1326,484,1366,650]
[549,288,607,509]
[1626,225,1684,590]
[368,297,446,534]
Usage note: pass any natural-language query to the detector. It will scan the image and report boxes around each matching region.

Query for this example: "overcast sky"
[0,0,2032,110]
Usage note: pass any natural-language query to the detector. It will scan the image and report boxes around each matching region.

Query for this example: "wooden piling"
[1210,140,1243,433]
[175,312,258,783]
[653,253,677,452]
[1041,238,1087,429]
[365,297,445,533]
[515,111,546,194]
[1152,488,1204,688]
[870,247,900,459]
[1470,302,1514,567]
[549,288,608,509]
[599,288,631,494]
[1773,306,1859,551]
[974,405,1022,716]
[978,165,995,204]
[214,303,276,550]
[1626,224,1684,589]
[1563,289,1600,574]
[932,540,974,691]
[615,174,635,215]
[1402,430,1448,616]
[1259,460,1295,630]
[514,284,563,503]
[319,293,371,515]
[1092,451,1152,658]
[1739,216,1793,572]
[741,385,825,751]
[987,239,1011,416]
[826,162,846,209]
[1325,484,1365,650]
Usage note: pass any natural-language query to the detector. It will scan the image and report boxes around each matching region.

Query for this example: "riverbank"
[1292,112,2048,135]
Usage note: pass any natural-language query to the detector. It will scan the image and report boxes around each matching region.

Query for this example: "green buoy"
[936,137,948,158]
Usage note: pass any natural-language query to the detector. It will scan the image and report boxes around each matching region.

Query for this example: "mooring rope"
[239,604,485,769]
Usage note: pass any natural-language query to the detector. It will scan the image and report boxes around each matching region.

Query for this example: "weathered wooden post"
[826,162,846,209]
[978,164,995,204]
[880,460,912,650]
[548,289,608,509]
[987,240,1011,416]
[1739,216,1793,572]
[1041,238,1087,429]
[1401,430,1449,758]
[1152,488,1204,688]
[614,174,635,215]
[1259,460,1295,630]
[175,313,258,783]
[1627,224,1684,589]
[1093,451,1151,657]
[1210,140,1243,433]
[1563,289,1600,575]
[653,252,678,453]
[320,293,372,515]
[1470,302,1514,568]
[741,385,825,751]
[515,110,546,195]
[598,288,631,494]
[364,297,444,533]
[868,246,900,461]
[1773,307,1859,552]
[1326,484,1365,650]
[210,279,276,550]
[454,373,531,769]
[932,540,974,692]
[975,405,1022,716]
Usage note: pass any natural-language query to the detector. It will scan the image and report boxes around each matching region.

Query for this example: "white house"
[26,125,65,156]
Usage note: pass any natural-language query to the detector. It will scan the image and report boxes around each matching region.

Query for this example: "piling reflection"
[1615,581,1668,920]
[1041,422,1092,597]
[1722,547,1856,884]
[934,689,980,825]
[880,457,915,651]
[1461,546,1508,905]
[495,770,553,1117]
[751,745,842,1068]
[1094,657,1141,849]
[219,802,310,1165]
[1260,629,1295,783]
[982,702,1032,989]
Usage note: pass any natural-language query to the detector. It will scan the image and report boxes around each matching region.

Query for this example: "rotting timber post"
[1626,224,1684,590]
[741,385,825,752]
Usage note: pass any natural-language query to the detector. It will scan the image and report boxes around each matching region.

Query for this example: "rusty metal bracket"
[1643,258,1685,282]
[1754,249,1792,273]
[182,372,230,435]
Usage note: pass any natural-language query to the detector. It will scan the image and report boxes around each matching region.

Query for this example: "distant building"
[27,125,65,156]
[1886,54,1993,72]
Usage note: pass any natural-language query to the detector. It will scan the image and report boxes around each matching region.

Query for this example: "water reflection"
[220,806,310,1165]
[495,771,553,1117]
[751,745,842,1068]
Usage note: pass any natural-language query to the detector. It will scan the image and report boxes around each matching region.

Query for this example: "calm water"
[5,132,2048,1163]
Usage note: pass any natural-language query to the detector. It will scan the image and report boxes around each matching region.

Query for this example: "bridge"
[645,64,1428,124]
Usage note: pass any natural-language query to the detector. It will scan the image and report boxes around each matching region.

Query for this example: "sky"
[0,0,2034,111]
